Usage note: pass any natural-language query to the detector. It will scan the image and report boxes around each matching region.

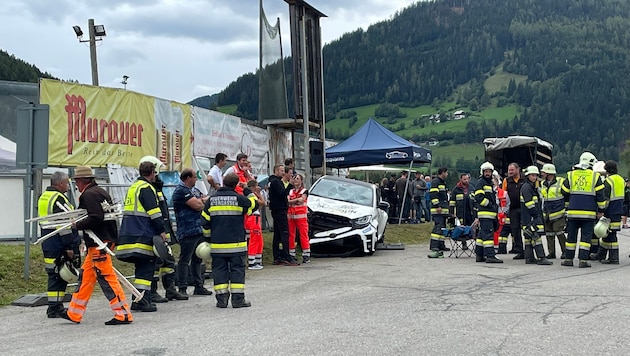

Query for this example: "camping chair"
[442,218,475,258]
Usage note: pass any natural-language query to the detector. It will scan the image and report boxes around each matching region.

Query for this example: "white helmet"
[524,165,540,176]
[578,152,597,169]
[480,162,494,175]
[195,242,212,261]
[59,262,79,283]
[139,155,167,174]
[594,217,611,238]
[540,163,556,175]
[592,160,606,174]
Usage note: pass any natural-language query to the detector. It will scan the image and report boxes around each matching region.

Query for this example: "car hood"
[308,195,374,219]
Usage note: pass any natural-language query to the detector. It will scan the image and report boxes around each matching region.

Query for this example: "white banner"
[192,106,242,159]
[268,127,292,171]
[241,124,270,176]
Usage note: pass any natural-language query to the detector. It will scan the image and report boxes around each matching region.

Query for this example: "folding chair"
[443,225,475,258]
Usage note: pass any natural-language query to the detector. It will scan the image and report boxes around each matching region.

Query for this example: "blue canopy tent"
[325,118,432,224]
[326,118,431,168]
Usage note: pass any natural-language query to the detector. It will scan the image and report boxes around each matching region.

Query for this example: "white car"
[307,176,389,256]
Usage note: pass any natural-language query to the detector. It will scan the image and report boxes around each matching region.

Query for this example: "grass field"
[0,223,431,307]
[484,63,528,94]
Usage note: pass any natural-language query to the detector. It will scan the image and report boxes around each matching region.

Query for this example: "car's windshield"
[310,179,374,207]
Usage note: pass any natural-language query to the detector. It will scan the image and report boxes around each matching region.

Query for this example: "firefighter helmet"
[594,217,611,239]
[592,160,606,174]
[139,156,167,174]
[480,162,494,175]
[578,152,597,169]
[59,261,79,283]
[195,242,212,261]
[541,163,556,175]
[524,165,540,176]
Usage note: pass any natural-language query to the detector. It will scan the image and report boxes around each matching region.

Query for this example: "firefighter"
[201,173,258,308]
[449,173,475,226]
[502,163,525,259]
[138,156,187,302]
[473,162,503,263]
[63,166,132,325]
[540,164,567,259]
[590,160,624,264]
[288,174,311,263]
[117,161,165,312]
[38,171,81,318]
[428,167,450,258]
[561,152,607,268]
[519,166,552,265]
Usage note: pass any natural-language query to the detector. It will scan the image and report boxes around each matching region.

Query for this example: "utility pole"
[88,18,99,86]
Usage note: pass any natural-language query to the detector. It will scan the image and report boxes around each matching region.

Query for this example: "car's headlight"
[351,215,371,228]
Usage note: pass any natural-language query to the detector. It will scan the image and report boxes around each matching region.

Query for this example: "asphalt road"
[2,229,630,355]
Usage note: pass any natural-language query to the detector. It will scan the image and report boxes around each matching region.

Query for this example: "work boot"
[193,286,213,296]
[536,258,553,265]
[485,256,503,264]
[151,280,168,303]
[132,292,157,312]
[601,249,620,264]
[545,253,556,259]
[578,260,591,268]
[215,292,230,308]
[475,255,486,263]
[561,259,574,267]
[46,304,66,319]
[427,251,444,259]
[589,247,607,261]
[497,244,507,254]
[513,254,525,260]
[231,293,251,308]
[178,287,189,298]
[524,245,536,264]
[164,274,188,300]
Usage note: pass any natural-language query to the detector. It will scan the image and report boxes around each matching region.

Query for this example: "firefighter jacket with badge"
[429,176,449,215]
[117,177,165,262]
[520,179,543,231]
[474,175,498,220]
[541,177,566,222]
[201,187,258,256]
[561,168,606,219]
[38,186,80,252]
[604,173,625,229]
[449,182,474,225]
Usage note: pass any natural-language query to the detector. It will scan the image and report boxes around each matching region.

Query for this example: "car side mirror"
[378,201,390,211]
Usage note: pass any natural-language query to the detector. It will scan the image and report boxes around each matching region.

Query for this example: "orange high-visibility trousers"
[288,217,310,251]
[246,215,264,256]
[67,246,132,323]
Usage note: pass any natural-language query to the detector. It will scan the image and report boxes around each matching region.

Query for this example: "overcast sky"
[0,0,418,104]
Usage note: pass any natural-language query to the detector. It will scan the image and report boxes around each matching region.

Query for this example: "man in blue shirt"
[172,168,213,297]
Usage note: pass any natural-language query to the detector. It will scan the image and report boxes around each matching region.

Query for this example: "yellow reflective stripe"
[480,198,489,206]
[231,283,245,289]
[44,258,56,264]
[134,278,152,287]
[47,291,65,297]
[211,242,247,249]
[117,243,153,252]
[548,210,565,220]
[201,210,211,221]
[147,207,161,217]
[477,211,497,218]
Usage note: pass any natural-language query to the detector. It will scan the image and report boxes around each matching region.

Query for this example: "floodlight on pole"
[73,18,105,86]
[121,75,129,89]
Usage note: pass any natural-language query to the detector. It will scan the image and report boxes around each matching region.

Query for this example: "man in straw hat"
[63,166,133,325]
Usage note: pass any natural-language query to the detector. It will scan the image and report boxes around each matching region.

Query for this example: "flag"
[192,156,210,196]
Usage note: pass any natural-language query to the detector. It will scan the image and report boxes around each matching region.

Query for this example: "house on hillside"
[428,138,439,146]
[453,110,466,120]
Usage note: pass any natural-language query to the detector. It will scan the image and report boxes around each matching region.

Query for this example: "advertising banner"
[192,106,242,160]
[40,79,191,168]
[241,124,270,175]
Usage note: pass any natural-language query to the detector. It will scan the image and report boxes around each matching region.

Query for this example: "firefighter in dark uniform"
[201,173,257,308]
[38,171,81,318]
[502,163,525,259]
[590,160,625,264]
[449,173,475,226]
[561,152,606,268]
[428,167,450,258]
[117,161,166,312]
[540,164,567,259]
[474,162,503,263]
[139,156,187,302]
[519,166,552,265]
